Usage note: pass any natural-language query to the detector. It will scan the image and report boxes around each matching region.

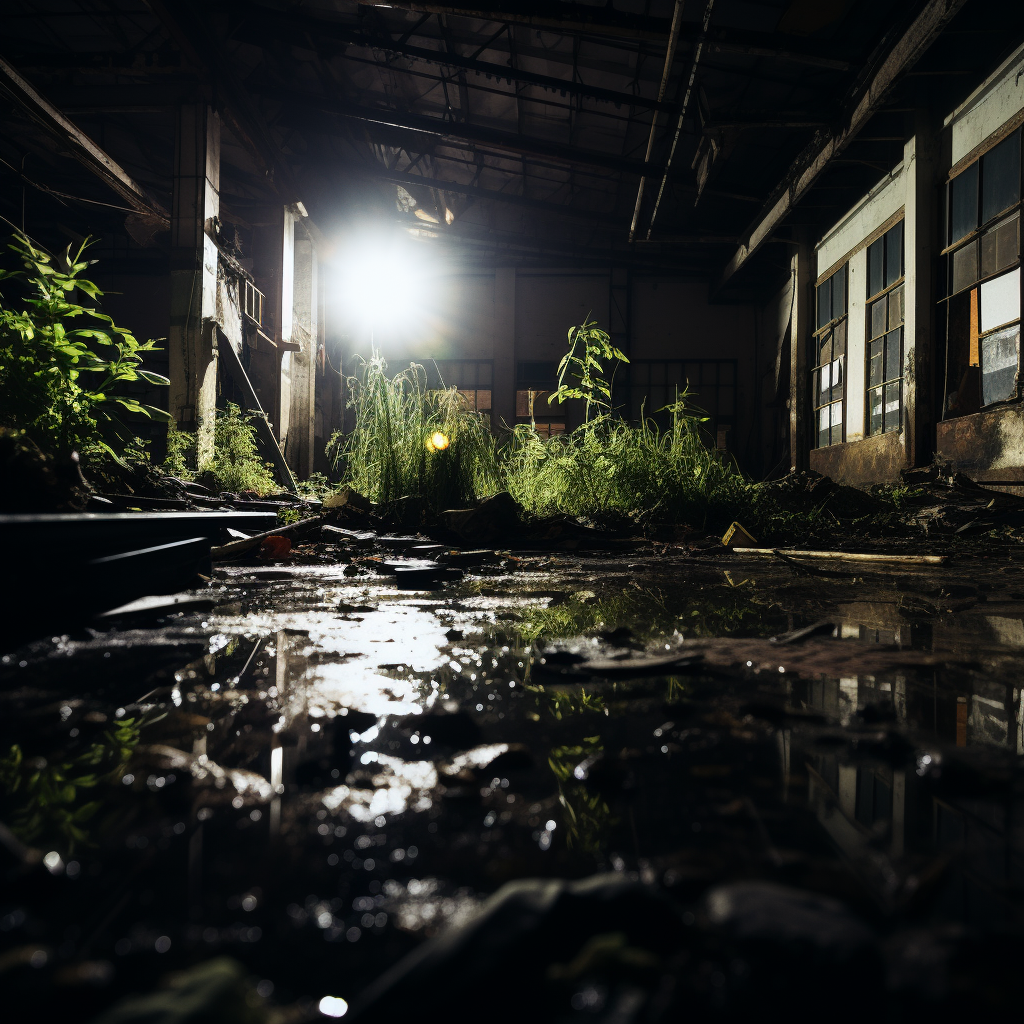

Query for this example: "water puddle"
[2,550,1023,1018]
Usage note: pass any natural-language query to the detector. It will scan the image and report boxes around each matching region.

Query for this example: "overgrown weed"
[164,403,276,494]
[328,352,500,512]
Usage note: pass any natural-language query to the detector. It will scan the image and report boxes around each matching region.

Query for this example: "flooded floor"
[3,541,1024,1021]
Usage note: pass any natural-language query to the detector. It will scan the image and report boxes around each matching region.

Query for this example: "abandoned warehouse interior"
[4,2,1024,1022]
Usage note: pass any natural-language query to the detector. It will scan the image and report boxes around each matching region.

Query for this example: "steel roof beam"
[714,0,967,294]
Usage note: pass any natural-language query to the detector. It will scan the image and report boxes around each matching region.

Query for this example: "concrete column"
[904,109,939,467]
[277,206,297,449]
[493,266,516,433]
[169,103,220,463]
[789,233,814,472]
[285,222,317,478]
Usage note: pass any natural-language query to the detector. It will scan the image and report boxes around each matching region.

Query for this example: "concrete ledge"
[937,404,1024,487]
[809,430,907,487]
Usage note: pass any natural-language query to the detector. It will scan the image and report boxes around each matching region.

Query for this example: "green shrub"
[0,232,169,465]
[164,403,277,494]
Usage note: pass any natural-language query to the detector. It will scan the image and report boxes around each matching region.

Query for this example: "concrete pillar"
[493,266,516,433]
[169,103,220,463]
[789,233,814,472]
[904,109,939,467]
[277,206,297,449]
[285,222,317,478]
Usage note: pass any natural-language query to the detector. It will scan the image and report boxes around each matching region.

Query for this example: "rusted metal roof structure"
[1,1,1022,291]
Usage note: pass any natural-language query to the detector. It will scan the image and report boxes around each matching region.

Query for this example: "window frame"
[865,221,905,437]
[812,262,848,448]
[943,128,1022,410]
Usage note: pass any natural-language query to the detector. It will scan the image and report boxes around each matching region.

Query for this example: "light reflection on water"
[4,553,1024,1017]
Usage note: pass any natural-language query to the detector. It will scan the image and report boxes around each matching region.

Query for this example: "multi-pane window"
[866,222,904,435]
[516,360,565,433]
[626,360,736,448]
[422,359,493,419]
[813,264,847,447]
[945,129,1021,409]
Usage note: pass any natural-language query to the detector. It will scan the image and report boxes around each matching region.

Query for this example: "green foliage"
[0,233,170,465]
[328,352,500,512]
[552,316,629,423]
[0,717,142,853]
[209,403,277,493]
[548,739,612,853]
[297,471,333,500]
[505,389,756,531]
[163,404,277,494]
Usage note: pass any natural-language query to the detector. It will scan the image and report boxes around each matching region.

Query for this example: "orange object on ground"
[260,535,292,558]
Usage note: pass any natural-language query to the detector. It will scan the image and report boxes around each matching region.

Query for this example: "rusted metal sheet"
[809,430,907,487]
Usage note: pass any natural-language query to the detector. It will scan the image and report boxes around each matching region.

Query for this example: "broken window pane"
[980,324,1020,405]
[833,319,847,355]
[884,382,901,431]
[981,129,1020,225]
[980,213,1019,278]
[885,329,902,382]
[867,237,884,297]
[869,387,883,434]
[950,160,979,244]
[830,357,844,402]
[888,285,904,329]
[870,297,887,339]
[818,407,831,449]
[886,221,903,287]
[979,268,1020,332]
[819,334,833,367]
[869,339,883,387]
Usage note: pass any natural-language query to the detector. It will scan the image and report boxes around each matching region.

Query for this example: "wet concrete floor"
[2,541,1023,1020]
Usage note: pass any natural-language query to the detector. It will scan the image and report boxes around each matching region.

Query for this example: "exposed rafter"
[355,2,853,69]
[715,0,969,293]
[0,55,169,222]
[259,86,663,177]
[226,8,678,114]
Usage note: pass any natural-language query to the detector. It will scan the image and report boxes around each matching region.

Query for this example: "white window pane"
[820,363,831,392]
[980,267,1020,332]
[832,357,843,385]
[819,407,830,431]
[981,325,1020,406]
[830,402,842,427]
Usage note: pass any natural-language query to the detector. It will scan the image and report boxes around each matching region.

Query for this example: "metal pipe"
[628,0,685,243]
[646,0,716,241]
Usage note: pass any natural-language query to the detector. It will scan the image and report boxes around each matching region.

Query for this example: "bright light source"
[338,232,429,335]
[318,995,349,1017]
[426,431,450,452]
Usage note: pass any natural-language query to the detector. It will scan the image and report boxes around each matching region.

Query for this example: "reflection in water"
[4,554,1024,1017]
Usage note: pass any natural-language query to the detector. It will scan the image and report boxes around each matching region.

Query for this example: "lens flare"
[426,431,450,452]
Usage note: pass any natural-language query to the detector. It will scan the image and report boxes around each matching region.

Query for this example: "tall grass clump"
[328,352,500,511]
[504,396,755,530]
[503,315,756,530]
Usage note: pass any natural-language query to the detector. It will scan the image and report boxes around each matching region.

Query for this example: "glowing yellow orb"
[427,431,450,452]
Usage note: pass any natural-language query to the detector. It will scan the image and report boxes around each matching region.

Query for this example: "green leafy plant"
[0,717,142,853]
[0,232,170,465]
[552,316,629,423]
